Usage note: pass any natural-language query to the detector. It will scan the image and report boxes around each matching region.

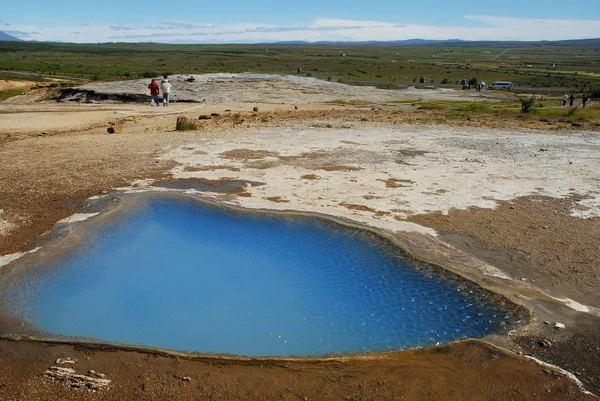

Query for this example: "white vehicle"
[489,81,513,89]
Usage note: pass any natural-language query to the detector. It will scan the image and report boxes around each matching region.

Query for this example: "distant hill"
[270,39,465,46]
[269,38,600,47]
[0,31,22,41]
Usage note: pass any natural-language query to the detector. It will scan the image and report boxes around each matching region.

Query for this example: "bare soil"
[409,196,600,309]
[0,339,593,401]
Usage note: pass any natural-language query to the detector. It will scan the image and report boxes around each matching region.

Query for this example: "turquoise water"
[0,198,513,356]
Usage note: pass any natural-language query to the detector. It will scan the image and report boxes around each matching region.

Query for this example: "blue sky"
[2,0,599,43]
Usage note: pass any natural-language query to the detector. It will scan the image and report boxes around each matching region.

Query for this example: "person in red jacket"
[148,79,160,106]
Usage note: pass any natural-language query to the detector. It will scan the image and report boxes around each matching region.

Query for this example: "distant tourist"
[569,94,575,107]
[160,75,172,106]
[562,94,568,107]
[148,79,160,106]
[297,68,302,76]
[582,95,588,108]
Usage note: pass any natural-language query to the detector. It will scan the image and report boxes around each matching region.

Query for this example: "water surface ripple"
[0,198,513,356]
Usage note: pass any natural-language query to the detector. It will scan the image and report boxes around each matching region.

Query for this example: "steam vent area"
[0,73,599,400]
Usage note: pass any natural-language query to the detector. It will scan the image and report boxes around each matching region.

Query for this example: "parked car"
[489,81,513,89]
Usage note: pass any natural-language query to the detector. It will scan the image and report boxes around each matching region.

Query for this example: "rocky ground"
[0,75,599,399]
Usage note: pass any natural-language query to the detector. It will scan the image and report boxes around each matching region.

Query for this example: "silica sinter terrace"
[0,197,514,357]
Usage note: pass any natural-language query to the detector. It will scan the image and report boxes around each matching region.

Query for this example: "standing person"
[148,79,160,106]
[160,75,172,106]
[297,68,302,76]
[562,94,568,106]
[569,94,575,107]
[582,95,588,108]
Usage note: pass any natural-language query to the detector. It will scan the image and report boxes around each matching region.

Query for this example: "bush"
[567,107,579,119]
[142,71,160,78]
[468,77,478,86]
[176,117,198,131]
[520,95,537,113]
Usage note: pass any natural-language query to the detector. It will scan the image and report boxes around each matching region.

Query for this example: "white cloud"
[5,16,600,43]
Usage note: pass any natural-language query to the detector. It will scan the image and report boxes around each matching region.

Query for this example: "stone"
[44,366,110,391]
[210,113,221,117]
[198,115,212,120]
[252,106,259,112]
[539,339,552,348]
[56,358,76,365]
[107,125,123,134]
[554,322,566,330]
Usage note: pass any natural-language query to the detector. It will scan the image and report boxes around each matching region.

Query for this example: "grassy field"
[0,89,24,101]
[1,41,599,92]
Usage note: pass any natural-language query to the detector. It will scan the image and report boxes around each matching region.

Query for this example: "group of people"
[148,75,172,106]
[562,93,590,108]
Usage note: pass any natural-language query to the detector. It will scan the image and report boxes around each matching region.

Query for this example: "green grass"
[1,41,599,91]
[0,89,23,101]
[402,95,599,124]
[175,116,198,131]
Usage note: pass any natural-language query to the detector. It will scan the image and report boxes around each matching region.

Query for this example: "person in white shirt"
[160,75,172,106]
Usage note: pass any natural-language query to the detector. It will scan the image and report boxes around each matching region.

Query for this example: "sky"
[1,0,600,43]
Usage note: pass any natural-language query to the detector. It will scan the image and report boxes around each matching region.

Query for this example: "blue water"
[1,198,512,356]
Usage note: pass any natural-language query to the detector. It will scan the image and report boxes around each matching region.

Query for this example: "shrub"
[567,107,579,118]
[520,95,537,113]
[142,71,160,78]
[176,117,198,131]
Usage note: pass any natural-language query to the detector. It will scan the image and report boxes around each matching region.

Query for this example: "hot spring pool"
[0,197,516,357]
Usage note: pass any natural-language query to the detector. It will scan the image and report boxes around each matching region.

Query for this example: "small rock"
[107,125,123,134]
[543,225,549,229]
[294,105,298,110]
[56,358,76,365]
[517,351,523,355]
[521,278,528,281]
[544,321,551,325]
[554,322,566,330]
[182,376,192,382]
[198,115,212,120]
[210,113,221,117]
[543,369,552,375]
[252,106,259,112]
[539,339,552,348]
